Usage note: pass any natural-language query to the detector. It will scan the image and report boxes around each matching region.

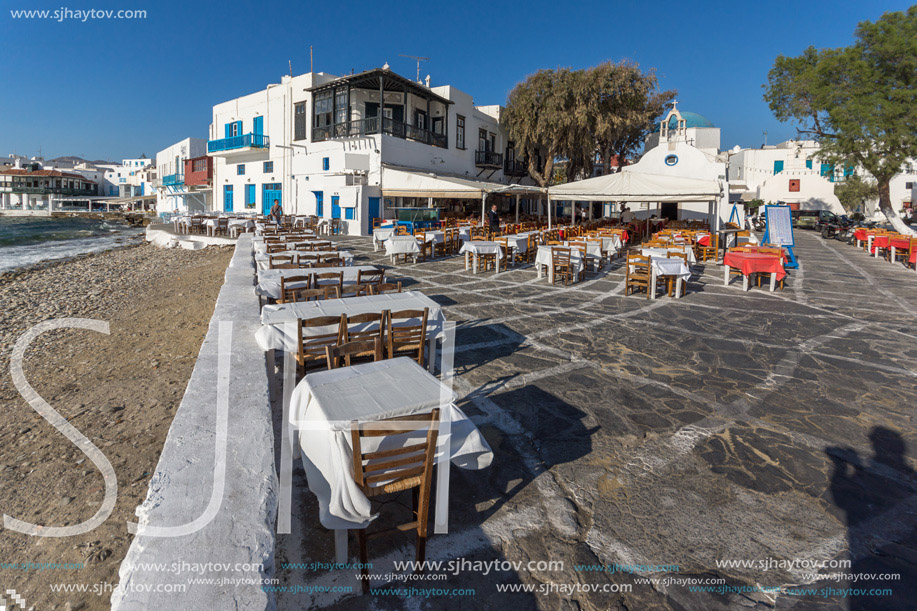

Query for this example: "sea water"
[0,216,146,273]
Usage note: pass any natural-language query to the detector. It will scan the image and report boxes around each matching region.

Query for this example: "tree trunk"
[877,179,915,235]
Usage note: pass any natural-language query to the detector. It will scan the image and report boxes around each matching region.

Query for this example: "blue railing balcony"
[207,133,270,153]
[162,173,184,186]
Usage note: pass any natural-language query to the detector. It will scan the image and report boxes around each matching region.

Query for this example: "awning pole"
[481,192,487,226]
[515,193,520,224]
[547,193,552,230]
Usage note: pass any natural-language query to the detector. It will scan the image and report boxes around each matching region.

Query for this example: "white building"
[0,156,98,210]
[155,138,210,214]
[621,104,731,224]
[208,66,534,234]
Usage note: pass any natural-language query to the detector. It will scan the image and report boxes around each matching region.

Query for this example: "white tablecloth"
[253,237,325,254]
[384,236,421,256]
[255,265,380,299]
[459,241,504,259]
[501,235,529,254]
[373,227,398,246]
[290,357,492,529]
[594,235,623,254]
[256,291,444,352]
[648,256,691,280]
[641,246,697,265]
[255,250,353,270]
[564,240,602,258]
[534,245,584,275]
[420,230,445,244]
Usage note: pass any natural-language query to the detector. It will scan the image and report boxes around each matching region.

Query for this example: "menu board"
[765,205,795,246]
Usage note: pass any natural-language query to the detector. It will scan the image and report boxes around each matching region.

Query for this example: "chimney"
[424,74,431,88]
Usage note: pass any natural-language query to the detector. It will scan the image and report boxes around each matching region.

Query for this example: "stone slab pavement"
[274,229,917,610]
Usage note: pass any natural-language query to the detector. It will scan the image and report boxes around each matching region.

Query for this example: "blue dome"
[654,111,715,132]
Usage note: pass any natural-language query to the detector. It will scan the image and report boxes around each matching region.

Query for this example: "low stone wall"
[112,233,277,610]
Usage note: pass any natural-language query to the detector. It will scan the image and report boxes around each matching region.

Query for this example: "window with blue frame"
[322,157,330,171]
[245,184,256,209]
[263,161,273,173]
[237,164,245,175]
[805,159,813,169]
[345,207,355,220]
[773,160,784,174]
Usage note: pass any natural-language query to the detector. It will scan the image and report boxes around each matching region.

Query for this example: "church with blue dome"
[643,102,721,156]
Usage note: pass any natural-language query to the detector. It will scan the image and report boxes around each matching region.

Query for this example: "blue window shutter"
[225,123,232,138]
[773,160,784,174]
[322,157,330,171]
[805,160,812,169]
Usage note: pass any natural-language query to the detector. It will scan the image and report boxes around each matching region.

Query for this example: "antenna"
[399,54,429,83]
[289,60,293,77]
[310,46,313,73]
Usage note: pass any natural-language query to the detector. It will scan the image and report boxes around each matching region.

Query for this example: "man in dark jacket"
[487,204,500,233]
[269,199,282,225]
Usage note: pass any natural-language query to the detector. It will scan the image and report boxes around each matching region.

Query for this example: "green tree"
[764,6,917,234]
[502,62,673,186]
[834,175,879,213]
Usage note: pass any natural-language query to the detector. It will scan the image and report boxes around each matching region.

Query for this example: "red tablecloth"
[911,250,916,264]
[737,247,788,262]
[854,228,869,241]
[890,237,911,249]
[696,235,710,246]
[723,252,786,281]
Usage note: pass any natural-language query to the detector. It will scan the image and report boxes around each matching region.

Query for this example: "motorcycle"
[820,214,854,240]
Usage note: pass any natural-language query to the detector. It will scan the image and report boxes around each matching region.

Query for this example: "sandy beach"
[0,243,233,610]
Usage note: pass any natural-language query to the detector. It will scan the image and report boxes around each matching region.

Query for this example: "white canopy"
[547,171,721,202]
[381,165,541,199]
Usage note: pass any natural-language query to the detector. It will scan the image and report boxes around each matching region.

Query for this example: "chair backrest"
[340,284,370,298]
[370,282,403,295]
[551,247,571,264]
[357,269,384,285]
[266,243,286,254]
[297,314,345,368]
[326,338,384,369]
[626,252,651,274]
[344,311,387,344]
[350,408,440,497]
[387,308,430,364]
[282,286,324,302]
[315,271,344,287]
[279,275,312,303]
[269,254,295,268]
[321,256,344,267]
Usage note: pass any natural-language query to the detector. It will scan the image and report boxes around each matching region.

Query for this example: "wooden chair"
[214,217,229,236]
[295,314,345,377]
[266,243,287,254]
[526,234,538,263]
[625,253,652,298]
[550,247,575,285]
[386,308,429,365]
[297,253,320,267]
[696,233,719,262]
[190,217,204,234]
[342,312,387,362]
[370,282,403,295]
[326,337,385,369]
[338,283,368,298]
[350,408,440,594]
[357,269,384,287]
[314,271,344,291]
[278,275,312,303]
[320,256,345,267]
[269,254,295,269]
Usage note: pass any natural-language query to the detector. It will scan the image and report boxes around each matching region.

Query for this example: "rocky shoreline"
[0,243,234,610]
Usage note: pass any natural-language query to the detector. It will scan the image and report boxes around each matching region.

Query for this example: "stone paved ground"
[275,230,917,610]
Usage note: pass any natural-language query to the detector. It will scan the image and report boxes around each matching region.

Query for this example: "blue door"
[253,116,263,135]
[246,184,256,210]
[331,196,341,219]
[368,197,380,225]
[313,191,324,216]
[224,185,233,212]
[262,183,282,215]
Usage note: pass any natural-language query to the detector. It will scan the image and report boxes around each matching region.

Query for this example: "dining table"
[383,235,422,262]
[459,241,505,274]
[289,357,493,562]
[534,245,585,283]
[254,250,353,270]
[722,251,786,291]
[254,265,380,299]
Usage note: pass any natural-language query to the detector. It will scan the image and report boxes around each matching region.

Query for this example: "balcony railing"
[1,185,96,196]
[312,117,447,149]
[475,150,503,168]
[207,133,270,153]
[162,173,184,186]
[504,158,528,176]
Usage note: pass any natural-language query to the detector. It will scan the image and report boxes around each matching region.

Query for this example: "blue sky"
[1,0,912,161]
